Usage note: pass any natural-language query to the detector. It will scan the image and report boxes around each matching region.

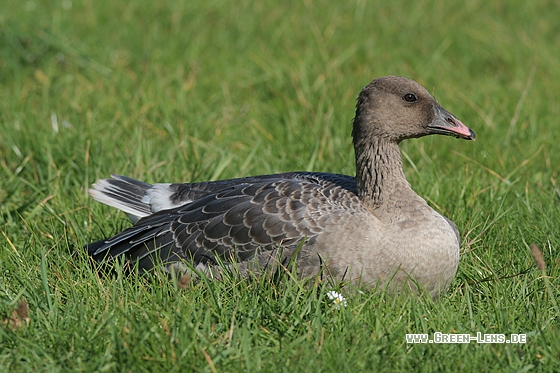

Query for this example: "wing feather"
[86,173,362,270]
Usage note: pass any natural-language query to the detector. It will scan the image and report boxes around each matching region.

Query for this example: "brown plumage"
[85,76,475,297]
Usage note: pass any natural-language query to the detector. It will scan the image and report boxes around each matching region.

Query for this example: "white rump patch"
[144,184,192,213]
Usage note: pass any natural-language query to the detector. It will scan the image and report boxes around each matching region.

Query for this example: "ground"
[0,0,558,371]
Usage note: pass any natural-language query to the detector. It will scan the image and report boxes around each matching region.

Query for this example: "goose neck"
[355,137,410,207]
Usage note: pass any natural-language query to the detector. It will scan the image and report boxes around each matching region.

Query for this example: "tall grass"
[1,0,558,371]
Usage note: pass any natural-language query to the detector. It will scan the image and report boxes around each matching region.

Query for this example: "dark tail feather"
[89,175,153,222]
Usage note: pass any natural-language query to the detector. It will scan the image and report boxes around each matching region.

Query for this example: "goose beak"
[429,105,476,140]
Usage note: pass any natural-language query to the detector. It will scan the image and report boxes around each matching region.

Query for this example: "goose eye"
[403,93,418,103]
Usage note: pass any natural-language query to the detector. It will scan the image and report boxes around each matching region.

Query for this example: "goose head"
[352,76,475,144]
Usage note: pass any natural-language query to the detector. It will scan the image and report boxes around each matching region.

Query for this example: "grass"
[0,0,559,371]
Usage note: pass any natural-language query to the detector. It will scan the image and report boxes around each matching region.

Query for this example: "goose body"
[86,76,475,297]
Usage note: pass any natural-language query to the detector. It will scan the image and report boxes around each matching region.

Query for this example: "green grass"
[1,0,559,371]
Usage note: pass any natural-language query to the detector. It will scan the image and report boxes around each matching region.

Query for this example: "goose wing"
[88,173,361,270]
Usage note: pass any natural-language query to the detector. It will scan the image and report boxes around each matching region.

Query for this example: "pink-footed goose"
[86,76,475,297]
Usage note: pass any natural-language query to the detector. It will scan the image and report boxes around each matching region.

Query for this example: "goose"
[85,76,475,297]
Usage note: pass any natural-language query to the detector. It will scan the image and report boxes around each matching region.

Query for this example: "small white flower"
[326,290,347,309]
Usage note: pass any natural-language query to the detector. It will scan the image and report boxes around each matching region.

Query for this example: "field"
[1,0,559,371]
